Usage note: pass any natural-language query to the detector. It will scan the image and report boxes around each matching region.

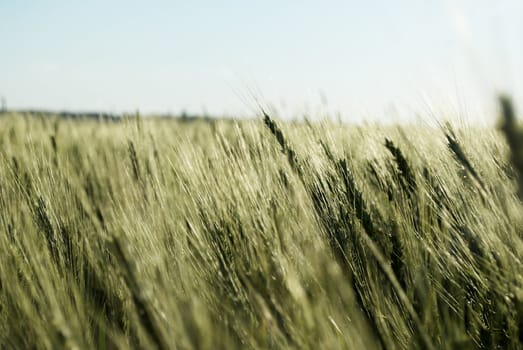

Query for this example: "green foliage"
[0,112,522,349]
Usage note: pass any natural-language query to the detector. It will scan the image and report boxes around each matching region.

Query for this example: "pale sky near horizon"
[1,1,522,123]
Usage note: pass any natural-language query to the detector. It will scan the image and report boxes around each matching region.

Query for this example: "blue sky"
[1,1,522,122]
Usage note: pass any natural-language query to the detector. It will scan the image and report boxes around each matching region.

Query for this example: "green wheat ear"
[384,138,417,195]
[499,95,523,200]
[444,125,485,191]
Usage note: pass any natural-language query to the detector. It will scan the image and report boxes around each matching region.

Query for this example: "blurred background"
[0,0,522,123]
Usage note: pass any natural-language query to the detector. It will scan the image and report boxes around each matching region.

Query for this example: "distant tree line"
[0,108,238,123]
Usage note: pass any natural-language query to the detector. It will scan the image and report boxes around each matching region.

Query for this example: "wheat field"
[0,106,522,349]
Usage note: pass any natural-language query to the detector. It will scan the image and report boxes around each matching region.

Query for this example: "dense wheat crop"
[0,110,522,349]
